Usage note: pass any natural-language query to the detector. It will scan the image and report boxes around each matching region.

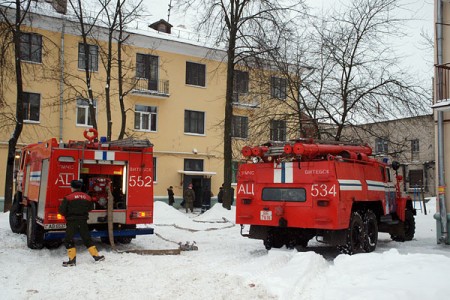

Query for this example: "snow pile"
[1,198,450,300]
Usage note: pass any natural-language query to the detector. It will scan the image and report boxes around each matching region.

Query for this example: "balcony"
[232,92,259,108]
[436,64,450,102]
[131,78,170,98]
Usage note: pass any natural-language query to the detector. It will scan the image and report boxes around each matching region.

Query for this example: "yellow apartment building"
[0,3,298,208]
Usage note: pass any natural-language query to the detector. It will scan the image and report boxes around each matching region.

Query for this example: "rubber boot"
[88,246,105,262]
[62,248,76,267]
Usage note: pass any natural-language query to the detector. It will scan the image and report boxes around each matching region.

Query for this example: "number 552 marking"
[129,175,152,187]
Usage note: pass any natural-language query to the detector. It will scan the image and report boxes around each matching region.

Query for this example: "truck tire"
[403,209,415,241]
[362,210,378,253]
[26,203,44,249]
[339,212,364,255]
[390,209,416,242]
[9,193,26,234]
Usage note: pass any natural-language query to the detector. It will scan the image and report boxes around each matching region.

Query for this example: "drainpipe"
[59,17,66,144]
[436,0,448,243]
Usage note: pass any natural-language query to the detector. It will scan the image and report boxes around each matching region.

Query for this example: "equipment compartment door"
[37,159,49,219]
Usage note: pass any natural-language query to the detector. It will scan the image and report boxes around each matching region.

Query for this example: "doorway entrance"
[183,176,211,208]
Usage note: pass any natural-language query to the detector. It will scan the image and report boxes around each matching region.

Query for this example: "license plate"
[260,210,272,221]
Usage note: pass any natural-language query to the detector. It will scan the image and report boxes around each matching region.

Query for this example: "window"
[23,92,40,122]
[76,98,96,126]
[20,32,42,63]
[134,105,157,132]
[270,120,286,141]
[232,115,248,138]
[262,188,306,202]
[184,159,204,171]
[232,161,239,183]
[234,70,249,94]
[184,110,205,134]
[153,157,157,182]
[411,139,419,153]
[375,137,388,154]
[409,169,423,188]
[78,43,98,71]
[186,62,206,87]
[271,76,287,100]
[136,54,159,91]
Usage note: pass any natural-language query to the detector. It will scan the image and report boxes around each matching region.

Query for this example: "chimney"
[50,0,67,14]
[149,19,173,34]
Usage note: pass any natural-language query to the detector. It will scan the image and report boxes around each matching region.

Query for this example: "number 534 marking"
[311,184,336,197]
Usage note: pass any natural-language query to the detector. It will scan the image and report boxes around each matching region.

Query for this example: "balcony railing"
[436,64,450,102]
[132,78,170,98]
[232,92,259,108]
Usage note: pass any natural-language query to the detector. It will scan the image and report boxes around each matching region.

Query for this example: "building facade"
[0,3,300,207]
[340,115,435,197]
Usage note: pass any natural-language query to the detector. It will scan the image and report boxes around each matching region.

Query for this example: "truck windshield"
[262,188,306,202]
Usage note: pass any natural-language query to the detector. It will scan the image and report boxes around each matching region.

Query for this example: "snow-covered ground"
[1,198,449,300]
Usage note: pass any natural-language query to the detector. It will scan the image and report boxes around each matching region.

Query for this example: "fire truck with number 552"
[236,139,416,254]
[9,129,154,249]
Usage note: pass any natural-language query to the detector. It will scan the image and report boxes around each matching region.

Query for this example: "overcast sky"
[142,0,434,80]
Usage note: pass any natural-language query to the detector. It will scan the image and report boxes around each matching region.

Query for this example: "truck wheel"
[339,212,364,255]
[363,210,378,253]
[403,209,415,241]
[9,193,26,234]
[26,203,44,249]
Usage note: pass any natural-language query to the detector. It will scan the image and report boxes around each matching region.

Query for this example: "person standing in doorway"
[217,184,224,203]
[183,183,195,213]
[58,180,105,267]
[201,185,213,213]
[167,186,175,206]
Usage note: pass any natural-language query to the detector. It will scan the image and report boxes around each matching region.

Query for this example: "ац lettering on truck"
[236,140,415,254]
[9,129,154,249]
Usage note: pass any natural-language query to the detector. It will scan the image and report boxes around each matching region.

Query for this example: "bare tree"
[96,0,143,140]
[0,0,32,212]
[68,0,105,131]
[176,0,305,209]
[295,0,429,141]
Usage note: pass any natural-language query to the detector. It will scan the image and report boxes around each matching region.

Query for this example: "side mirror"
[391,161,401,171]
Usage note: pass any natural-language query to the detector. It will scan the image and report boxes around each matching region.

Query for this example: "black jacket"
[59,191,94,221]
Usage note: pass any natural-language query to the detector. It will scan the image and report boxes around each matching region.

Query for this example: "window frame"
[185,61,206,87]
[262,187,307,202]
[76,98,97,127]
[231,115,248,139]
[270,119,286,142]
[184,109,205,135]
[270,76,287,100]
[23,92,41,123]
[411,139,419,153]
[20,32,42,63]
[134,105,157,132]
[184,159,204,171]
[78,43,99,72]
[375,137,389,154]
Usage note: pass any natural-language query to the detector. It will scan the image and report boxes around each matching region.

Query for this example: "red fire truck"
[236,139,415,254]
[9,129,154,249]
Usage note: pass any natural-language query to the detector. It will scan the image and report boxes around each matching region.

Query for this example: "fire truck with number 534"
[236,139,416,254]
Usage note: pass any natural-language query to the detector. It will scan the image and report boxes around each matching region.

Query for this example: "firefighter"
[183,183,195,213]
[59,180,105,267]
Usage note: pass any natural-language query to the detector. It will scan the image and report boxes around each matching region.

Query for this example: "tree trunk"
[4,1,26,212]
